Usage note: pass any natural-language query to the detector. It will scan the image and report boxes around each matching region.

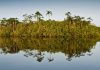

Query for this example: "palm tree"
[65,12,73,33]
[65,12,71,18]
[46,10,52,20]
[34,11,43,21]
[65,12,73,24]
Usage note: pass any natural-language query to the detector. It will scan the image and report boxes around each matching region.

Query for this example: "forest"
[0,11,100,39]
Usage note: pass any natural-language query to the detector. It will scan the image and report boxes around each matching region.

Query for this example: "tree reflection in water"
[48,52,54,62]
[0,37,99,62]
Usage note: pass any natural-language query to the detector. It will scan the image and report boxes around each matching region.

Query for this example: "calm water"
[0,37,100,70]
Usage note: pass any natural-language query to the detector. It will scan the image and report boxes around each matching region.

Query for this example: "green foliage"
[0,12,100,39]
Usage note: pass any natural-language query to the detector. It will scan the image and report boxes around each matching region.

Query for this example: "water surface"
[0,37,100,70]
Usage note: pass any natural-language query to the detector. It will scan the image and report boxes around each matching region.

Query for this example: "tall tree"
[23,14,33,24]
[7,18,19,25]
[65,12,73,24]
[46,10,52,20]
[34,11,43,21]
[65,12,71,18]
[1,18,7,25]
[65,12,73,33]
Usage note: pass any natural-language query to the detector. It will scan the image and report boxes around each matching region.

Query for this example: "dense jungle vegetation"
[0,11,100,38]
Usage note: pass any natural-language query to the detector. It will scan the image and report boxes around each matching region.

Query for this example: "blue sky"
[0,0,100,26]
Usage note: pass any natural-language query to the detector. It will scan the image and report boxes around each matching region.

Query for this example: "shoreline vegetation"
[0,11,100,39]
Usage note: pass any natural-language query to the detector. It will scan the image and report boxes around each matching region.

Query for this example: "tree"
[74,16,84,25]
[48,52,54,62]
[1,18,7,25]
[46,10,52,20]
[65,12,71,18]
[65,12,73,34]
[65,12,73,24]
[7,18,19,25]
[34,11,43,21]
[87,17,93,23]
[23,14,33,24]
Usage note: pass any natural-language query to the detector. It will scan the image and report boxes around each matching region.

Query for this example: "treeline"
[0,11,100,38]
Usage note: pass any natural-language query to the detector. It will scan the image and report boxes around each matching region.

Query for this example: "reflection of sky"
[0,0,100,26]
[0,43,100,70]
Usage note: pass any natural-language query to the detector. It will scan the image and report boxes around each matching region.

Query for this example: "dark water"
[0,37,100,70]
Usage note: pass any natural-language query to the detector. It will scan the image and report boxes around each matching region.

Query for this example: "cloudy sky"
[0,0,100,26]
